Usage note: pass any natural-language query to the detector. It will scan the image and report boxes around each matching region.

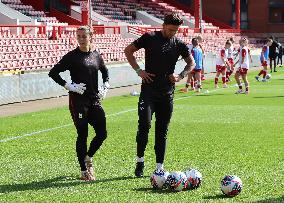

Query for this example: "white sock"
[156,163,164,170]
[137,157,144,162]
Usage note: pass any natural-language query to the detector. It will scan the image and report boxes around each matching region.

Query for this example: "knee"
[99,130,107,141]
[138,121,151,132]
[156,125,169,136]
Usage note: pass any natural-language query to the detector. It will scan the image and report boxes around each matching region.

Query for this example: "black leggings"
[136,89,173,164]
[270,57,277,71]
[277,55,282,65]
[69,95,107,171]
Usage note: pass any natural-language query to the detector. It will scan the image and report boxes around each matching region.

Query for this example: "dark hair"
[77,25,93,35]
[226,40,232,46]
[266,38,273,43]
[163,13,183,25]
[229,37,234,43]
[192,38,198,46]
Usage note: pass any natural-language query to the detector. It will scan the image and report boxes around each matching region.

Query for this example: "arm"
[97,54,110,99]
[48,54,86,95]
[233,59,239,67]
[179,54,195,79]
[124,43,155,83]
[98,54,109,83]
[248,49,253,63]
[124,43,141,74]
[168,54,195,83]
[234,48,240,60]
[261,48,265,61]
[220,49,228,66]
[48,55,69,87]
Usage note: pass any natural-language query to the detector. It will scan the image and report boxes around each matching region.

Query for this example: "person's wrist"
[134,67,142,76]
[64,82,70,90]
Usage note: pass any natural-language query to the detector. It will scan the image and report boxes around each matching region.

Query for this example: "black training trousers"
[69,93,107,171]
[269,55,277,72]
[136,87,173,164]
[277,55,282,65]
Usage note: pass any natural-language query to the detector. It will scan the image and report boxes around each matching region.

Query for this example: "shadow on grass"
[253,96,284,98]
[134,187,181,194]
[0,175,138,193]
[175,93,223,98]
[203,194,232,200]
[254,195,284,203]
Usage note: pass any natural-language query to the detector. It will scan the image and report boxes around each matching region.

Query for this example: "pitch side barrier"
[0,55,261,105]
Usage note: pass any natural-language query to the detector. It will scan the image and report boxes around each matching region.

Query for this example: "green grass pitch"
[0,70,284,202]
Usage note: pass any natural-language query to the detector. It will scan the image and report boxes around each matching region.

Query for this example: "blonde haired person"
[235,38,250,94]
[49,26,109,181]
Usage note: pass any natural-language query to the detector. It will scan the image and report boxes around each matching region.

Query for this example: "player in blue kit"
[255,38,272,82]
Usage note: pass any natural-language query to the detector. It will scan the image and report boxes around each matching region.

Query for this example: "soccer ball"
[165,171,187,192]
[221,175,243,197]
[265,74,271,80]
[150,169,170,189]
[184,168,202,190]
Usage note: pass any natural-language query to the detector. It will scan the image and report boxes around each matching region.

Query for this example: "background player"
[255,38,272,82]
[214,40,231,88]
[235,38,250,94]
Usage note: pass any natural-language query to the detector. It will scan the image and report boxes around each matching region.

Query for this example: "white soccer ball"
[265,74,271,80]
[130,90,140,96]
[184,168,202,190]
[150,169,170,189]
[165,171,187,192]
[221,175,243,197]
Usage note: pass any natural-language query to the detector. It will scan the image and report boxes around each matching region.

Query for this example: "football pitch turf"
[0,70,284,202]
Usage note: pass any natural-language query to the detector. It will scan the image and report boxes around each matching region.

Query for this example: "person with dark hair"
[269,36,279,72]
[277,42,283,67]
[180,37,198,92]
[48,26,110,181]
[226,37,236,82]
[235,38,250,94]
[196,35,206,81]
[255,38,273,82]
[214,40,232,88]
[124,13,195,177]
[188,38,203,92]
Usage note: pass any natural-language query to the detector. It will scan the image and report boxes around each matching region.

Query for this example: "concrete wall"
[0,62,142,105]
[136,11,163,26]
[0,2,32,23]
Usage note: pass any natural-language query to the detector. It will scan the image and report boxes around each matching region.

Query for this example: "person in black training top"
[49,26,109,181]
[124,13,195,177]
[269,36,279,72]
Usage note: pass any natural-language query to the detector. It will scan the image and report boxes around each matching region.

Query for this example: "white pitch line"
[0,85,231,143]
[0,109,136,143]
[0,124,72,143]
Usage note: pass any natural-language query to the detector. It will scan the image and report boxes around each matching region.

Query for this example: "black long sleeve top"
[49,47,109,99]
